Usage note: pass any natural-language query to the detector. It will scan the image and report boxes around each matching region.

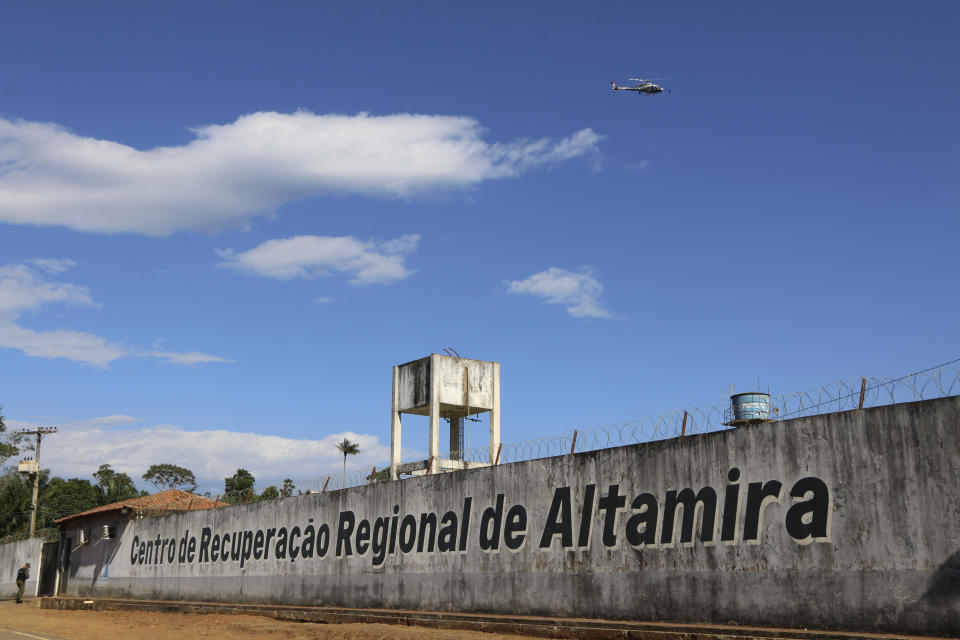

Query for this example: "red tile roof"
[55,489,222,526]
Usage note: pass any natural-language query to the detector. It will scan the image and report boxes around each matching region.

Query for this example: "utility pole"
[16,426,57,538]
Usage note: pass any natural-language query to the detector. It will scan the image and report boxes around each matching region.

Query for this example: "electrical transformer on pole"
[16,426,58,538]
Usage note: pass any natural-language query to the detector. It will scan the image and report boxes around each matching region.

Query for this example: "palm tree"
[335,438,360,488]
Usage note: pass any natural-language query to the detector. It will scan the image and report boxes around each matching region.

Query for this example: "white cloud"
[506,267,614,318]
[624,160,649,171]
[490,128,605,172]
[217,233,419,285]
[0,262,124,367]
[145,351,235,365]
[0,112,603,236]
[25,258,77,274]
[19,419,394,492]
[72,415,140,428]
[0,323,128,368]
[0,261,231,367]
[0,263,96,314]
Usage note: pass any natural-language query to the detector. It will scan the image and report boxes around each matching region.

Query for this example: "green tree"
[335,438,360,488]
[93,464,142,505]
[281,478,296,497]
[369,467,391,484]
[259,486,279,500]
[142,463,197,492]
[0,404,21,468]
[42,476,100,524]
[0,470,108,537]
[224,468,255,503]
[0,472,34,538]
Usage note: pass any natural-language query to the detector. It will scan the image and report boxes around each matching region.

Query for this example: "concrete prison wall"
[0,537,46,599]
[57,397,960,636]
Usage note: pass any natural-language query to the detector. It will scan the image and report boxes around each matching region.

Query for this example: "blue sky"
[1,1,957,493]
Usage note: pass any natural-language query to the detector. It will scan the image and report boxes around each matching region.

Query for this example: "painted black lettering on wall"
[124,472,832,570]
[785,476,831,543]
[661,487,717,547]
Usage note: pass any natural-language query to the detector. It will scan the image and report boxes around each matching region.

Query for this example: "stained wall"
[53,397,960,636]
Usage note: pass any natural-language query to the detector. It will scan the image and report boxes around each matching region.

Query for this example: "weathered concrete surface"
[0,538,45,599]
[44,596,950,640]
[395,354,498,414]
[391,354,501,476]
[57,397,960,636]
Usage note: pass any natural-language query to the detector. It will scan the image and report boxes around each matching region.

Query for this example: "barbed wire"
[192,358,959,505]
[0,527,60,545]
[773,358,960,420]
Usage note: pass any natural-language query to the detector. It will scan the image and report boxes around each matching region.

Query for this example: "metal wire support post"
[15,426,58,538]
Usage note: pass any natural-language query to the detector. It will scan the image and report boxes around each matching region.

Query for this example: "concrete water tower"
[390,354,501,480]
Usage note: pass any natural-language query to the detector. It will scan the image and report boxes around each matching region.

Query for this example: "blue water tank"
[730,392,770,422]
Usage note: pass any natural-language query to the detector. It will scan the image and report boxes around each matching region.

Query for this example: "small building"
[53,489,221,596]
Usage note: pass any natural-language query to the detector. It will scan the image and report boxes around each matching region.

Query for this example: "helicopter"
[611,78,670,95]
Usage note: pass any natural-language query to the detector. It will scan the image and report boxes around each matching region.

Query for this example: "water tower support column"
[390,366,402,481]
[490,362,501,463]
[428,353,441,463]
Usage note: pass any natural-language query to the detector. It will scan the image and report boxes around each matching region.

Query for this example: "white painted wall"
[0,537,45,598]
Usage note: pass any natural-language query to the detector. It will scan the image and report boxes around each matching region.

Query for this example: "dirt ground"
[0,600,552,640]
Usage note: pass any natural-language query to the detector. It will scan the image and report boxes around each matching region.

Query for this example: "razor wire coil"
[192,358,960,503]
